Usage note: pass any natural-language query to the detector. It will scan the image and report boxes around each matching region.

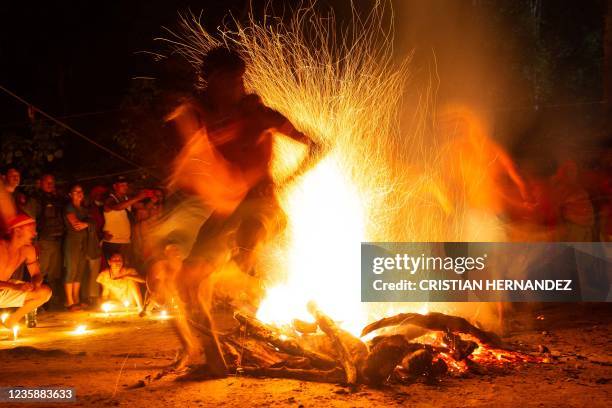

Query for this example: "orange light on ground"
[101,302,114,314]
[12,325,19,340]
[73,325,88,335]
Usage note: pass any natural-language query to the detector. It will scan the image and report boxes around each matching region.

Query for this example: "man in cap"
[0,214,52,329]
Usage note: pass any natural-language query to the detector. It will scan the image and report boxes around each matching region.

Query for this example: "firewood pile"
[215,302,539,387]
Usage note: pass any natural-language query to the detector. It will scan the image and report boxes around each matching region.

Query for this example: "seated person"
[0,214,52,328]
[97,252,144,311]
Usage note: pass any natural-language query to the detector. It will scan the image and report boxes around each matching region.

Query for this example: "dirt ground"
[0,303,610,408]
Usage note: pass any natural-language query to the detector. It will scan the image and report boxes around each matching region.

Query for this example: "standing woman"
[63,184,89,310]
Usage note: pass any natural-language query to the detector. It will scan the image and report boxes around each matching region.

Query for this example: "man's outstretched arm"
[276,120,328,186]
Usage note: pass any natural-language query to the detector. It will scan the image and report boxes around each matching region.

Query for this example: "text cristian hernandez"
[372,279,573,291]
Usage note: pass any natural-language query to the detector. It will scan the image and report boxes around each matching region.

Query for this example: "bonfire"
[156,3,541,387]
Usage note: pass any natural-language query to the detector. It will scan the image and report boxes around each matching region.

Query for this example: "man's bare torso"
[198,94,286,182]
[0,240,28,281]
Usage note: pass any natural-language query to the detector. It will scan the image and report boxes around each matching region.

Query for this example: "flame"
[12,325,19,340]
[163,4,529,334]
[256,155,367,335]
[73,325,88,335]
[101,301,115,313]
[1,312,9,324]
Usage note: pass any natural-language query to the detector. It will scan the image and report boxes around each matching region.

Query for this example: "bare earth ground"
[0,304,610,408]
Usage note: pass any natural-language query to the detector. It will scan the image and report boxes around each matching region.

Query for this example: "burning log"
[362,335,413,385]
[292,319,318,334]
[307,301,368,385]
[443,332,478,361]
[223,336,286,367]
[361,312,504,348]
[240,366,345,383]
[401,348,434,377]
[233,312,336,368]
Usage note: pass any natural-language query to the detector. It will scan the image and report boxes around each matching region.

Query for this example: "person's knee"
[37,285,52,302]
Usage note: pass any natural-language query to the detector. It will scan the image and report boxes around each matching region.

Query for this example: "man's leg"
[172,259,227,378]
[127,280,143,310]
[86,257,101,302]
[39,240,62,308]
[4,286,52,328]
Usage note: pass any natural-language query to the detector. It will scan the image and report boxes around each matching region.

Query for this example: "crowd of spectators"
[1,167,164,324]
[1,148,611,328]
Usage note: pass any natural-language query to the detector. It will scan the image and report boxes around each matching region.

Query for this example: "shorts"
[0,280,27,308]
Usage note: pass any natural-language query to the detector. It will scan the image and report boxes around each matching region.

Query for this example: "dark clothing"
[63,204,89,283]
[29,192,65,240]
[39,239,62,280]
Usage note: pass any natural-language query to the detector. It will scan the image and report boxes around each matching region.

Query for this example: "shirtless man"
[168,47,323,378]
[0,214,52,329]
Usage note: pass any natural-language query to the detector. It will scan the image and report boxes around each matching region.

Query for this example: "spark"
[163,2,518,332]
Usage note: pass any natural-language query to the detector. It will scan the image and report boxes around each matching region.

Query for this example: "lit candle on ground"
[101,302,114,314]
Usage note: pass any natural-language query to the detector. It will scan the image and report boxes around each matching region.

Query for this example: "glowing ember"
[160,310,168,319]
[12,325,19,340]
[123,300,130,308]
[73,325,88,335]
[1,312,9,324]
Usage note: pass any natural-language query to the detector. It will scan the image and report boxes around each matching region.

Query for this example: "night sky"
[0,1,608,184]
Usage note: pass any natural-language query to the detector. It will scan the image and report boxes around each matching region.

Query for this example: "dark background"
[0,0,609,188]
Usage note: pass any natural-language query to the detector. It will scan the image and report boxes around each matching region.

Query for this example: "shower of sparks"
[162,2,516,334]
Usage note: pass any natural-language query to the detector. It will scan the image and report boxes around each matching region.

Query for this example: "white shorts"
[0,280,27,308]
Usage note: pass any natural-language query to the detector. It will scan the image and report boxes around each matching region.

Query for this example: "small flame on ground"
[1,312,9,324]
[12,325,19,340]
[101,302,115,313]
[123,300,130,308]
[159,310,169,319]
[73,325,87,335]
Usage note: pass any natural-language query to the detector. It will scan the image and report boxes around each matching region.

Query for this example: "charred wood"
[361,312,503,348]
[307,301,368,385]
[362,335,412,385]
[233,312,336,368]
